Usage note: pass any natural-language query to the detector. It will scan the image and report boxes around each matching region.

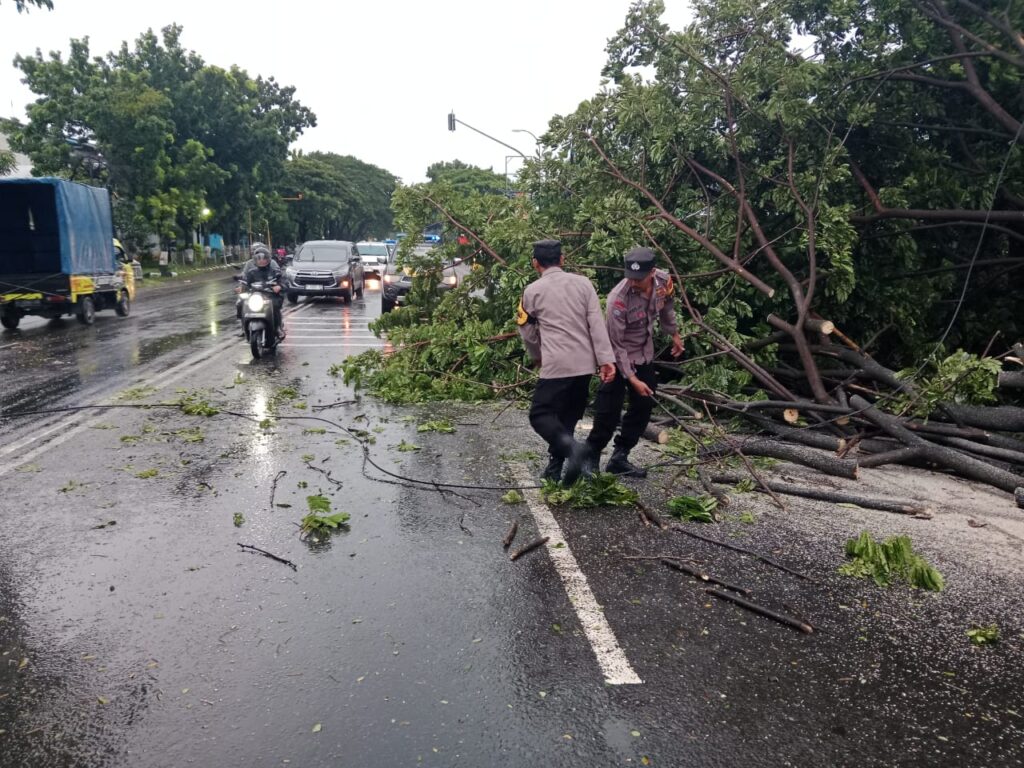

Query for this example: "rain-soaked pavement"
[1,269,1023,767]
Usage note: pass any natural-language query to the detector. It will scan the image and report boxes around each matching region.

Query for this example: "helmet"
[251,242,271,263]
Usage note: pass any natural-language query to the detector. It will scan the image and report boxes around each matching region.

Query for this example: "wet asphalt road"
[1,269,1023,767]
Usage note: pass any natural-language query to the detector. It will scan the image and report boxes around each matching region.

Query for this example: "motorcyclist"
[238,242,285,339]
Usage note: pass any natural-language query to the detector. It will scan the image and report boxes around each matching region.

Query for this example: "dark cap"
[624,246,655,279]
[532,239,562,264]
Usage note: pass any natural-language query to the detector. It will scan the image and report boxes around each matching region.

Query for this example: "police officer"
[585,246,684,477]
[518,239,616,485]
[238,242,285,339]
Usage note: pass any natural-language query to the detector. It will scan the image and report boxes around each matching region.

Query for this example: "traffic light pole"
[447,111,525,158]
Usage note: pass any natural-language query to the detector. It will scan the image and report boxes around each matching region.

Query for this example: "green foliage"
[177,393,218,417]
[233,513,245,527]
[667,494,718,523]
[733,478,756,493]
[416,420,455,434]
[303,428,327,435]
[501,490,525,505]
[300,495,349,535]
[895,351,1002,418]
[839,531,945,591]
[541,473,639,508]
[396,440,421,452]
[5,25,315,248]
[135,468,159,479]
[966,625,1000,646]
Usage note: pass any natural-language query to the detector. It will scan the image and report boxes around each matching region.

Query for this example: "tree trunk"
[710,471,933,516]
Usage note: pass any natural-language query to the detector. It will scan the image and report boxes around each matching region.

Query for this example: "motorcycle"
[239,278,283,359]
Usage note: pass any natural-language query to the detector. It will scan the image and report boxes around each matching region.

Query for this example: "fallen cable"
[706,587,814,634]
[237,543,297,571]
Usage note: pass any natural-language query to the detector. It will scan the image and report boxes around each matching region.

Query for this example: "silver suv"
[284,240,365,304]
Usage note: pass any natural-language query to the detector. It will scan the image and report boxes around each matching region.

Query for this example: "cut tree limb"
[997,371,1024,389]
[710,471,934,516]
[706,588,814,634]
[700,438,859,479]
[661,558,751,595]
[697,467,730,507]
[1016,487,1024,510]
[850,395,1024,495]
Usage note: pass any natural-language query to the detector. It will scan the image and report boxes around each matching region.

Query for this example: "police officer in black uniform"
[585,247,684,477]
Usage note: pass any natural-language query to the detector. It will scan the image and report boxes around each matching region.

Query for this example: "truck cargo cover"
[0,177,116,275]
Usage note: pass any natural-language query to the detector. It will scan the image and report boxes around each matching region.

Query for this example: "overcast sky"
[0,0,693,184]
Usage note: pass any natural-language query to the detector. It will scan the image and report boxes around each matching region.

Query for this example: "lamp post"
[447,111,526,158]
[504,155,525,197]
[199,207,211,264]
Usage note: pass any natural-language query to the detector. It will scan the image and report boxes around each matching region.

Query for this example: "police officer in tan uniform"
[518,240,617,485]
[585,247,684,477]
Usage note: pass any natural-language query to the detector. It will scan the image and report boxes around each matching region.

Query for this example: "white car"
[355,242,390,281]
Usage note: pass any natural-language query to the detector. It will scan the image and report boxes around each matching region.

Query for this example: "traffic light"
[447,111,456,132]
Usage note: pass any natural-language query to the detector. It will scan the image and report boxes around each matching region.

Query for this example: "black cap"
[624,246,655,279]
[532,239,562,264]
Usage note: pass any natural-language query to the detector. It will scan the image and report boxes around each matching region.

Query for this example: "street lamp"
[512,128,540,143]
[447,111,526,158]
[504,155,525,197]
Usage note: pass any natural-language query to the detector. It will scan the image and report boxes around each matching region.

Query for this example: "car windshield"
[358,244,389,256]
[296,244,350,262]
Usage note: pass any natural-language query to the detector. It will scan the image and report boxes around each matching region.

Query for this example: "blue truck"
[0,177,135,329]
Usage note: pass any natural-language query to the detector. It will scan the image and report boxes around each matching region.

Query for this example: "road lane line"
[510,462,642,686]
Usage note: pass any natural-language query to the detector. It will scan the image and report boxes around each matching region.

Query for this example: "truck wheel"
[76,296,96,325]
[381,296,395,313]
[341,289,352,305]
[1,313,19,330]
[115,290,131,317]
[286,293,298,305]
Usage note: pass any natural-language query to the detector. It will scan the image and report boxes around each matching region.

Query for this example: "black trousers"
[529,375,592,458]
[586,363,657,453]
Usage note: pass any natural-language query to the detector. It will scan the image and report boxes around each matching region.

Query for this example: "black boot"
[605,447,647,478]
[541,455,564,483]
[560,438,589,487]
[581,445,602,478]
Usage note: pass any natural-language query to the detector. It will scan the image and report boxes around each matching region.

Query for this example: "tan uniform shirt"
[606,269,679,380]
[517,267,615,379]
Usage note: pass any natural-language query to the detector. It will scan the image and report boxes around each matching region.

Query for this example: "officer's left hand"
[671,334,685,358]
[272,285,281,294]
[599,362,616,383]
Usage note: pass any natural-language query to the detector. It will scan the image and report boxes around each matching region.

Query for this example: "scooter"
[240,279,283,359]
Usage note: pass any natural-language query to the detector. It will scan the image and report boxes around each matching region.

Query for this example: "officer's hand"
[630,376,654,397]
[671,334,685,358]
[234,285,242,294]
[599,363,616,384]
[272,285,281,294]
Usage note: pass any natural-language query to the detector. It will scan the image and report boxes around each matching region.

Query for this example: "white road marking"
[510,462,642,686]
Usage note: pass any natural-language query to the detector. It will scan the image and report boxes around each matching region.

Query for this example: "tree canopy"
[345,0,1024,407]
[3,25,317,248]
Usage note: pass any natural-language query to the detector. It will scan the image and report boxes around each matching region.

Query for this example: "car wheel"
[381,296,395,313]
[76,296,96,325]
[1,312,19,330]
[341,289,352,305]
[115,289,130,317]
[286,293,298,304]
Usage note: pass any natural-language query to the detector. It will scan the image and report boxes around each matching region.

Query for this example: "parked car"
[355,241,390,281]
[381,241,465,313]
[283,240,365,304]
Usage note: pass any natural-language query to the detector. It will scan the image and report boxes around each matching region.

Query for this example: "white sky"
[0,0,693,184]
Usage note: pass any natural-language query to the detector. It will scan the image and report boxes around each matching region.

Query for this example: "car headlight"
[443,274,457,286]
[341,279,349,287]
[246,294,266,312]
[284,268,296,280]
[383,273,396,284]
